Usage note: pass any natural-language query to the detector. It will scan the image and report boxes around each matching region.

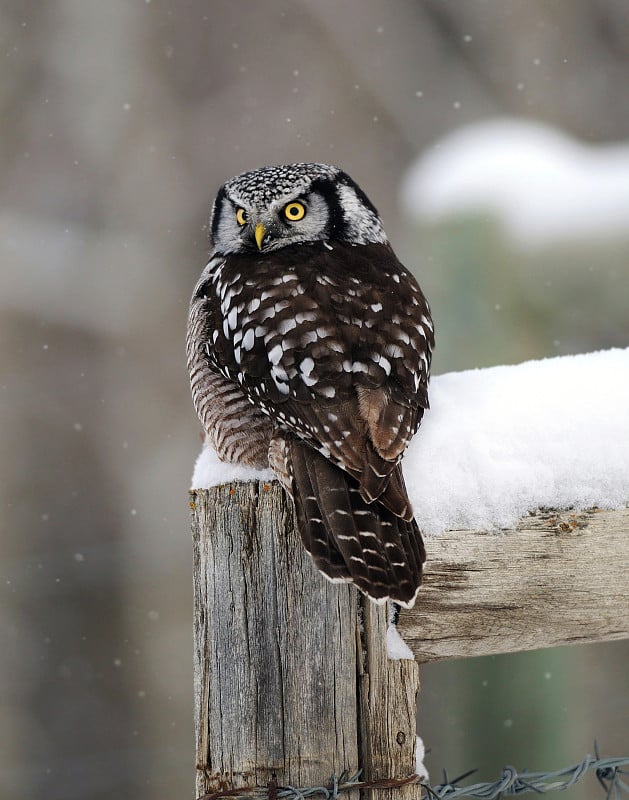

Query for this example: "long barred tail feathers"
[274,435,425,608]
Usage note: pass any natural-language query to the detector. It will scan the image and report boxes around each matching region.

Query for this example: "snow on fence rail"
[193,348,629,536]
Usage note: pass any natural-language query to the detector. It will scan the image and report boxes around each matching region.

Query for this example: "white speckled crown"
[224,162,339,206]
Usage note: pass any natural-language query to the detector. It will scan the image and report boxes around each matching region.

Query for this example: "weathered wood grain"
[191,483,419,800]
[400,506,629,663]
[359,600,420,800]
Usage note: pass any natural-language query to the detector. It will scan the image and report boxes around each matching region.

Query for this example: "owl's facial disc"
[218,191,331,254]
[209,163,388,255]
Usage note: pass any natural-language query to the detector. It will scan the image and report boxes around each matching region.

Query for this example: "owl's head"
[209,163,388,255]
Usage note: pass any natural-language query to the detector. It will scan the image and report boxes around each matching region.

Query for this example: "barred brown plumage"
[186,163,434,607]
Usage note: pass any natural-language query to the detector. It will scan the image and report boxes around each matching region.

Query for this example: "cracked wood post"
[400,505,629,663]
[190,482,420,800]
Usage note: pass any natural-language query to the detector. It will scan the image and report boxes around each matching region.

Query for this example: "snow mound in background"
[192,349,629,535]
[401,118,629,246]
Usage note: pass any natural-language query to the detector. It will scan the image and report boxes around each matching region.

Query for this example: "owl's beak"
[254,222,266,251]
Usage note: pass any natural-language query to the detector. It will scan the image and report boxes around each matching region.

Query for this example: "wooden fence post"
[359,601,421,800]
[190,482,420,800]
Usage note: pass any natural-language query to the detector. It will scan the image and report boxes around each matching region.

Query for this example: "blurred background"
[1,1,628,798]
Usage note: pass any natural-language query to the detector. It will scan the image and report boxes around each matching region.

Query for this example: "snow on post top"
[191,348,629,536]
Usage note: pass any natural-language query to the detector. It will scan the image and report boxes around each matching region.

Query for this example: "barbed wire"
[423,753,629,798]
[198,752,629,800]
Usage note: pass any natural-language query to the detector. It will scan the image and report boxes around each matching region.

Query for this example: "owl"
[187,163,434,608]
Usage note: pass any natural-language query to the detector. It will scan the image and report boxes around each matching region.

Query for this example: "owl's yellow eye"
[236,207,248,226]
[283,201,306,222]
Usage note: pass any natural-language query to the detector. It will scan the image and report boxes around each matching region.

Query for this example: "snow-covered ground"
[192,348,629,535]
[401,118,629,246]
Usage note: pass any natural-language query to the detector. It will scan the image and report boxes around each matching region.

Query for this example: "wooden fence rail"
[402,505,629,663]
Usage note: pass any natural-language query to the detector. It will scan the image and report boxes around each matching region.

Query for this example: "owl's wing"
[198,242,434,607]
[204,242,433,511]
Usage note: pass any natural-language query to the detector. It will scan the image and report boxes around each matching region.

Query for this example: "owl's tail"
[285,437,425,608]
